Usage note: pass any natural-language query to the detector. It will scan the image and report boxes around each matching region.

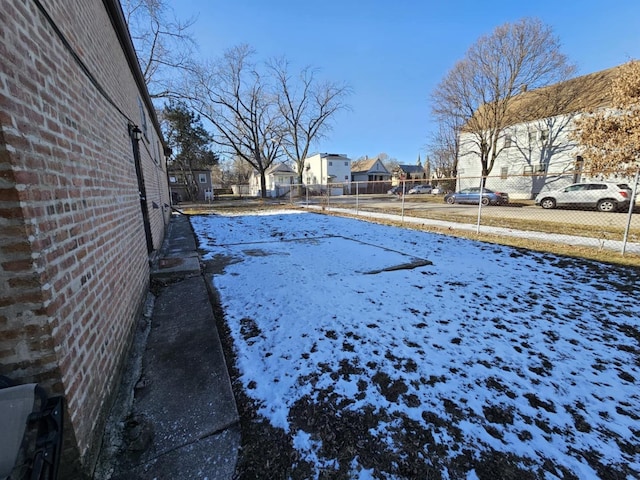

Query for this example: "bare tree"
[572,60,640,177]
[431,18,574,185]
[427,118,461,178]
[122,0,197,99]
[269,58,351,184]
[186,45,283,198]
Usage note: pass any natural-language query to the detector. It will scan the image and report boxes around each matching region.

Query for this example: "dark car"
[444,188,509,206]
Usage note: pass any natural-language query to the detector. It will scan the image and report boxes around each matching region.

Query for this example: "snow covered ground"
[191,209,640,479]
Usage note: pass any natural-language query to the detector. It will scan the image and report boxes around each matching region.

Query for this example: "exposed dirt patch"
[201,253,242,275]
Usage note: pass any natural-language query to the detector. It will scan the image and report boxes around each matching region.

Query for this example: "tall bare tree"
[572,60,640,177]
[186,45,283,198]
[269,58,351,184]
[122,0,197,99]
[431,18,574,185]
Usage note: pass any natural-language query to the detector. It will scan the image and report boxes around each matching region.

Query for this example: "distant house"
[457,65,626,199]
[301,153,352,195]
[168,168,213,202]
[250,162,297,197]
[351,157,391,193]
[392,164,427,186]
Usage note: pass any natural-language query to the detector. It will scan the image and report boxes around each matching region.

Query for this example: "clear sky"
[167,0,640,164]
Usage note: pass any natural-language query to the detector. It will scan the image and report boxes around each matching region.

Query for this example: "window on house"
[344,175,348,180]
[504,135,512,148]
[535,163,546,173]
[523,166,533,175]
[574,156,584,183]
[329,161,333,166]
[169,176,177,183]
[528,131,537,143]
[199,174,207,183]
[500,167,508,179]
[137,97,148,139]
[540,129,549,142]
[344,162,348,166]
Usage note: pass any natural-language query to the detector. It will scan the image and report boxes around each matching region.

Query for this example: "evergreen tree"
[163,101,219,200]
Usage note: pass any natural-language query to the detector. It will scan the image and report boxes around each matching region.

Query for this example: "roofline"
[309,152,349,158]
[102,0,165,147]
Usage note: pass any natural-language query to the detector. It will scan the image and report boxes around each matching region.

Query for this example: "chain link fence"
[271,172,640,256]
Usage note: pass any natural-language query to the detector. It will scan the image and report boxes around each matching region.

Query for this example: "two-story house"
[456,65,623,199]
[168,168,213,202]
[301,153,352,195]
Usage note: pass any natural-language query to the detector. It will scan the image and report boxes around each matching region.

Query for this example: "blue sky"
[167,0,640,164]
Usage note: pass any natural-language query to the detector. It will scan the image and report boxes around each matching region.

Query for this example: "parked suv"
[535,182,632,212]
[407,185,433,194]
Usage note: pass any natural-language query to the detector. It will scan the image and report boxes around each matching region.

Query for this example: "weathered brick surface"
[0,0,170,476]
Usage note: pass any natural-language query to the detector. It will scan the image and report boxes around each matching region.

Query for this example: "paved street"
[312,194,640,229]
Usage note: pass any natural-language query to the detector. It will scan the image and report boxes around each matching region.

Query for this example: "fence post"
[622,167,640,255]
[401,179,406,223]
[327,183,331,209]
[476,176,485,234]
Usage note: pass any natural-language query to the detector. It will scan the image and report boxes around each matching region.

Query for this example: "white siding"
[302,153,352,193]
[458,112,587,199]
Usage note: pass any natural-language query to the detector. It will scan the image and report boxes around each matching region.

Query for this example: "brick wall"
[0,0,170,476]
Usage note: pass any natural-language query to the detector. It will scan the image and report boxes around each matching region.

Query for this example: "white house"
[301,153,352,195]
[457,65,622,199]
[249,162,297,197]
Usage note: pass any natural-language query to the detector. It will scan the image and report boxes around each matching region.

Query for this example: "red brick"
[0,188,20,201]
[2,0,169,473]
[1,241,31,254]
[2,258,32,271]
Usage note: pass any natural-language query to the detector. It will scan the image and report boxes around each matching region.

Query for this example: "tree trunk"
[260,171,268,198]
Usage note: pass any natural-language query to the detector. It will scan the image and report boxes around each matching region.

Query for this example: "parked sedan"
[535,182,632,212]
[407,185,433,194]
[444,188,509,205]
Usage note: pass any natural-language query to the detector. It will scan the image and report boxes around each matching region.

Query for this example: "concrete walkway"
[94,214,239,479]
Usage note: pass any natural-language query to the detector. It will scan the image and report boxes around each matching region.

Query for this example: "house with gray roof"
[249,162,297,197]
[391,162,428,188]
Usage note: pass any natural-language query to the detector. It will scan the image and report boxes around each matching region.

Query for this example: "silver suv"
[535,182,632,212]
